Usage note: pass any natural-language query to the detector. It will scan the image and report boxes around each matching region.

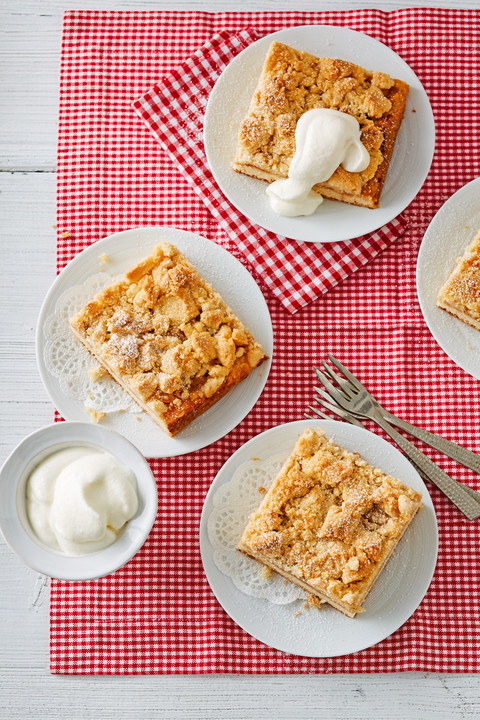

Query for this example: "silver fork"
[312,388,480,510]
[312,356,480,520]
[322,354,480,475]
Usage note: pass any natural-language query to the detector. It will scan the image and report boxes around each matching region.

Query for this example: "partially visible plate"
[204,25,435,244]
[200,419,438,657]
[36,227,273,458]
[417,177,480,380]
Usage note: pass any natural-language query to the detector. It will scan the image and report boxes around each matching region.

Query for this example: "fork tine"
[313,368,352,408]
[320,359,359,395]
[313,386,349,404]
[307,403,365,429]
[313,394,357,418]
[305,405,331,421]
[306,405,344,423]
[313,393,346,412]
[319,360,345,385]
[319,360,340,383]
[313,367,351,402]
[327,354,367,392]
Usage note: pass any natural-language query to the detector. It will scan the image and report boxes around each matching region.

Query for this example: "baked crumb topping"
[238,428,422,617]
[70,242,267,436]
[232,42,409,209]
[85,407,106,424]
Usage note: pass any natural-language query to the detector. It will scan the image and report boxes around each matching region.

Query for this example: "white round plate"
[417,177,480,380]
[204,25,434,244]
[200,419,437,657]
[36,227,273,458]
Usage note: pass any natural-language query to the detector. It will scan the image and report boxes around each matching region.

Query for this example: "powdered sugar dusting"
[43,273,138,414]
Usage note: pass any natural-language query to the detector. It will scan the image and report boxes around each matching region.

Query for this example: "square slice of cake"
[437,229,480,330]
[232,41,409,209]
[69,242,267,436]
[238,428,422,617]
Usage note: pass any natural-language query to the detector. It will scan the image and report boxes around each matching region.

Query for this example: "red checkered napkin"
[132,28,407,315]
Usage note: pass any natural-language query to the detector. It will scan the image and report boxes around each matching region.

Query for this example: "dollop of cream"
[266,108,370,217]
[26,446,138,555]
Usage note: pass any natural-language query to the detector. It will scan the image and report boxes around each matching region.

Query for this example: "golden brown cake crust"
[437,229,480,329]
[232,42,409,209]
[69,243,267,436]
[238,428,422,617]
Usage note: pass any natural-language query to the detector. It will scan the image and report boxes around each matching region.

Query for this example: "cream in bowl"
[26,446,139,556]
[0,422,157,580]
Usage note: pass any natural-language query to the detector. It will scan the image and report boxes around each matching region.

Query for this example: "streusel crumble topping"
[70,243,267,436]
[232,42,409,208]
[238,428,421,617]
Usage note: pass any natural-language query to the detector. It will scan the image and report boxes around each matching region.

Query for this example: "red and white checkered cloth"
[132,27,407,314]
[51,8,480,674]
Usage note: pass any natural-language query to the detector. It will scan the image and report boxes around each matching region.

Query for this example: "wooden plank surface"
[1,1,479,717]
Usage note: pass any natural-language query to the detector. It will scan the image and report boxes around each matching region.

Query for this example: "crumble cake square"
[69,242,267,436]
[437,229,480,330]
[232,42,409,209]
[238,428,422,617]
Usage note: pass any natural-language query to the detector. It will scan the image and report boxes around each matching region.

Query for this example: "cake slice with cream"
[232,41,409,211]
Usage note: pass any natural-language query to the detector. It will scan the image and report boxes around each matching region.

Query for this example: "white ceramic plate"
[204,25,434,244]
[36,227,273,458]
[417,177,480,380]
[200,419,437,657]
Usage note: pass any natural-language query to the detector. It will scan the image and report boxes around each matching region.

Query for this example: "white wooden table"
[1,1,479,717]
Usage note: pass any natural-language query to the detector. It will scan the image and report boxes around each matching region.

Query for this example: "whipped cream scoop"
[26,446,138,556]
[266,108,370,217]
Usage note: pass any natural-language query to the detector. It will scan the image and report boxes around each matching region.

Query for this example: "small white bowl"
[0,422,158,581]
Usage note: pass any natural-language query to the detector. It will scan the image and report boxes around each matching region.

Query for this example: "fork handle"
[382,410,480,475]
[372,413,480,520]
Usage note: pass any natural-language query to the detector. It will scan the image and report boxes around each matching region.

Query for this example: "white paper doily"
[207,453,306,605]
[42,272,138,415]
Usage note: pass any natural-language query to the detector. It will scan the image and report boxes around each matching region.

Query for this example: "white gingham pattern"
[51,8,480,674]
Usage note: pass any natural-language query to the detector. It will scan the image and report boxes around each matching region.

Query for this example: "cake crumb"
[98,253,109,271]
[85,407,106,423]
[61,231,70,238]
[307,594,325,610]
[88,365,110,382]
[293,611,302,617]
[258,486,266,494]
[260,565,272,580]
